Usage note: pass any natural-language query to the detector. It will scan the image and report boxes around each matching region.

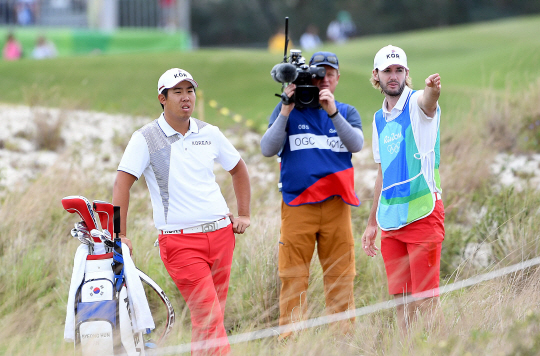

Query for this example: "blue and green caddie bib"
[374,90,442,231]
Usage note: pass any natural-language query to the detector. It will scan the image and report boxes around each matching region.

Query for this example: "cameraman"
[261,51,363,340]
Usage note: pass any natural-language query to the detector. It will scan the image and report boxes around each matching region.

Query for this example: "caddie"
[361,45,445,334]
[113,68,251,355]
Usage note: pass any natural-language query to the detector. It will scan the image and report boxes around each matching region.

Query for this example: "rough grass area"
[1,15,540,356]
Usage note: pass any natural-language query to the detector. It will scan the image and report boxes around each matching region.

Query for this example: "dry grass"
[32,107,66,151]
[2,79,540,355]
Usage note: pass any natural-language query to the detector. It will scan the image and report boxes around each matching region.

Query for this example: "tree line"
[191,0,540,47]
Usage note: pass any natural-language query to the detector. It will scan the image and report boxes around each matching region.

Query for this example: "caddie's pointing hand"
[425,73,441,91]
[419,73,441,117]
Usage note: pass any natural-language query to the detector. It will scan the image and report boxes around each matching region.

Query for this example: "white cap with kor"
[373,45,408,71]
[157,68,198,94]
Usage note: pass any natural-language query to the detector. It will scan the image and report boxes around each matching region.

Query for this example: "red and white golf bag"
[62,196,174,356]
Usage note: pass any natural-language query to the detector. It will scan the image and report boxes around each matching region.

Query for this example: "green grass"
[1,15,539,135]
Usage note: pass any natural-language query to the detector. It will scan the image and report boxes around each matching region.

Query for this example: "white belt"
[434,192,442,201]
[160,217,231,235]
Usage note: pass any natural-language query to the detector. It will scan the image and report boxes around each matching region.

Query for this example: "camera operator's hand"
[319,89,338,117]
[280,84,296,116]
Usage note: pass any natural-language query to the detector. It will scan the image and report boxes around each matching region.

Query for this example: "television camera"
[271,18,326,109]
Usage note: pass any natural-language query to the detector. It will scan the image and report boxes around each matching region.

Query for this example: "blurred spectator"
[268,26,293,55]
[87,0,101,29]
[299,24,322,51]
[326,10,357,44]
[16,0,37,26]
[160,0,176,30]
[72,0,86,11]
[32,35,57,59]
[2,32,22,60]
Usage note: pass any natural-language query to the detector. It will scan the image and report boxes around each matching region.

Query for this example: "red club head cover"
[61,195,99,231]
[93,200,115,234]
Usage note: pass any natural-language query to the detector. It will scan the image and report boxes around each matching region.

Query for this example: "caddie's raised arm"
[418,73,441,117]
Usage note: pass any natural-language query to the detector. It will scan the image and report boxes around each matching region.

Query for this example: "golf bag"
[62,195,175,356]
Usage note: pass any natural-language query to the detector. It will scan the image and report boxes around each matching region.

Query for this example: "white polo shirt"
[372,86,441,192]
[118,114,241,230]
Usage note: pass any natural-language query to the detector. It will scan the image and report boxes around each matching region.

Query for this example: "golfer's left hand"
[229,214,250,234]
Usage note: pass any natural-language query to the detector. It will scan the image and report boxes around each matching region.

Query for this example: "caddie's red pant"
[381,199,445,298]
[159,225,235,356]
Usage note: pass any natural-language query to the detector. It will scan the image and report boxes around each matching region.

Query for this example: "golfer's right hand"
[361,225,379,257]
[120,235,133,255]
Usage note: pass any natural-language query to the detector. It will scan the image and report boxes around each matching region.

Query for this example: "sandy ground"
[0,104,149,196]
[1,102,537,204]
[0,104,381,200]
[491,152,540,191]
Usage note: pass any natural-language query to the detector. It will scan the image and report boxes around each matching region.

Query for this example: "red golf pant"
[159,225,235,356]
[381,199,445,297]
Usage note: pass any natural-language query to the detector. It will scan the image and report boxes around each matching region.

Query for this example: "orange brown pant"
[278,197,356,334]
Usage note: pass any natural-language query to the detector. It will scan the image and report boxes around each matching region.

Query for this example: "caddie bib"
[375,90,441,230]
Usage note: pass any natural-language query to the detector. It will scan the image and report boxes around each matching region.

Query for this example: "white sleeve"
[409,90,441,153]
[411,90,439,121]
[409,90,441,192]
[372,114,381,163]
[117,131,150,179]
[215,128,241,171]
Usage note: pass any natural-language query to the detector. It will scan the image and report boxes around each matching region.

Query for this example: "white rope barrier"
[146,256,540,355]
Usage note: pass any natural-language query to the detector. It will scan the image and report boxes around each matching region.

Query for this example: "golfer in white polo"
[113,68,251,355]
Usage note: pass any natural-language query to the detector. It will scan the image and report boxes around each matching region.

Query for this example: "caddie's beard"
[381,80,406,97]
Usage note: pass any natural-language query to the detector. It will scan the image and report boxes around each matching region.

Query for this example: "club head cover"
[62,195,99,232]
[93,200,115,235]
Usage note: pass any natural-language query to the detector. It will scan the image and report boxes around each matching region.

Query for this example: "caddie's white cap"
[373,45,408,71]
[157,68,198,94]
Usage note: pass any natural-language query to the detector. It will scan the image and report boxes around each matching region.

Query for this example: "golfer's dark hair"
[160,88,168,110]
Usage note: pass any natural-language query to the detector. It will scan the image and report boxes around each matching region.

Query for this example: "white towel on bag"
[64,244,89,342]
[64,243,155,342]
[122,243,155,332]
